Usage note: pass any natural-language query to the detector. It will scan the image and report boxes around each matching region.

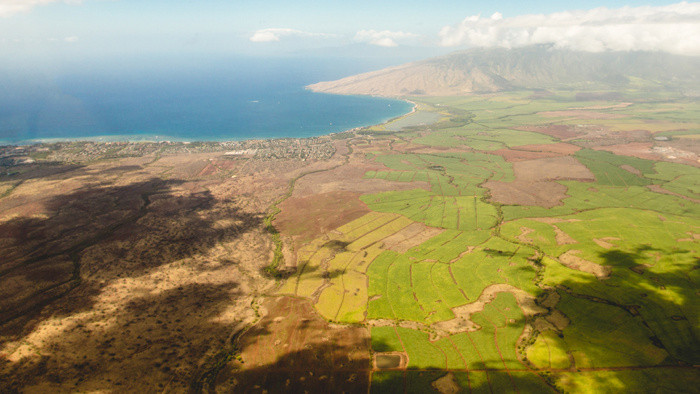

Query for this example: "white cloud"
[249,28,333,43]
[0,0,83,18]
[354,30,418,47]
[439,2,700,55]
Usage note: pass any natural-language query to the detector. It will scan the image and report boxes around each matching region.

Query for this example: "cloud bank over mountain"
[439,2,700,55]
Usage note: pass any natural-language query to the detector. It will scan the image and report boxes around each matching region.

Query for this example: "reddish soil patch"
[292,162,430,197]
[217,296,369,393]
[553,225,577,245]
[486,153,593,207]
[594,142,662,161]
[512,156,595,183]
[276,191,370,242]
[538,110,626,119]
[665,139,700,155]
[517,143,582,155]
[484,180,568,208]
[492,143,582,162]
[517,125,585,140]
[491,149,561,162]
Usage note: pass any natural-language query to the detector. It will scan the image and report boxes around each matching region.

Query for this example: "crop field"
[269,91,699,392]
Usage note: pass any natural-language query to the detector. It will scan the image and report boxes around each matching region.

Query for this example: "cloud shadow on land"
[0,175,262,344]
[543,243,699,369]
[1,282,242,392]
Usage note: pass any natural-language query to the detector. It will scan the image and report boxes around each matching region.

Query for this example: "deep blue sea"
[0,57,412,144]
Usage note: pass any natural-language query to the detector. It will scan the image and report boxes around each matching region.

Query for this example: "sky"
[1,0,698,72]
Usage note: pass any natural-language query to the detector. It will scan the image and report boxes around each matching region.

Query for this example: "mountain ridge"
[307,45,700,96]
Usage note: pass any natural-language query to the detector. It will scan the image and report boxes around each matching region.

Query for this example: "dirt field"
[291,161,429,198]
[594,142,664,161]
[511,156,595,182]
[484,180,569,207]
[276,191,370,242]
[492,143,582,162]
[484,156,593,207]
[517,125,586,140]
[538,110,626,119]
[595,141,699,166]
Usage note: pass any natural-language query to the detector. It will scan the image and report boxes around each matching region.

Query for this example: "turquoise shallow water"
[0,57,413,144]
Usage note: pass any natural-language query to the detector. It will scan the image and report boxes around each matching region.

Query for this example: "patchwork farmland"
[3,91,697,392]
[268,92,700,392]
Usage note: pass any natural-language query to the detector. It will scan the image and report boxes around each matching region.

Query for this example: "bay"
[0,56,412,144]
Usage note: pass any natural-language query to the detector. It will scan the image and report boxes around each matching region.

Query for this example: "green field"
[282,92,700,392]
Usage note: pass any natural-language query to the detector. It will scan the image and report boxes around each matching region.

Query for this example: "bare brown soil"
[276,191,370,242]
[519,143,583,155]
[485,156,593,207]
[517,125,586,140]
[664,138,700,156]
[595,141,700,167]
[594,142,662,161]
[216,296,369,393]
[516,227,535,243]
[512,156,595,183]
[593,237,621,249]
[491,148,563,162]
[553,225,578,245]
[538,110,626,120]
[292,162,429,197]
[574,127,654,149]
[484,180,568,208]
[558,250,612,280]
[0,149,331,392]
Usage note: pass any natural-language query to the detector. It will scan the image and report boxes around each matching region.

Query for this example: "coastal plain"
[1,90,699,392]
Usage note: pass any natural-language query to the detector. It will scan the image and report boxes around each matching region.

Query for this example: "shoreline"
[1,96,416,148]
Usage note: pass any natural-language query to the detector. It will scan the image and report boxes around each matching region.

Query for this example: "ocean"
[0,56,413,144]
